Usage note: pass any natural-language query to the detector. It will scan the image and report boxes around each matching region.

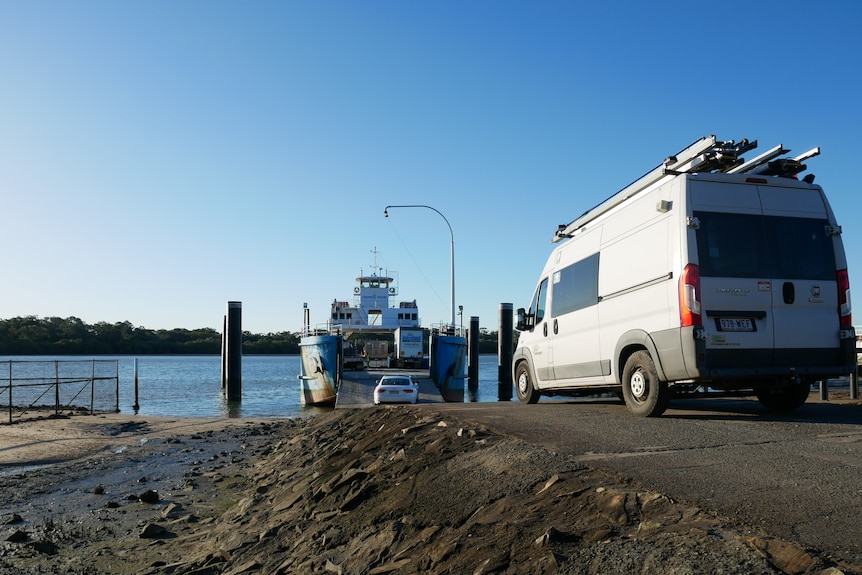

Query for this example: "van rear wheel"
[515,363,540,404]
[622,351,670,417]
[756,380,811,412]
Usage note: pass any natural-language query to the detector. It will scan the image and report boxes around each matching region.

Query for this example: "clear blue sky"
[2,1,861,334]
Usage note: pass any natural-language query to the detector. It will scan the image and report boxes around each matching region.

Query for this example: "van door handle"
[553,319,559,335]
[783,282,795,304]
[543,323,548,337]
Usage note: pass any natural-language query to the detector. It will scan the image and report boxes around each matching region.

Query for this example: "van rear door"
[690,178,841,371]
[692,207,776,359]
[758,184,840,364]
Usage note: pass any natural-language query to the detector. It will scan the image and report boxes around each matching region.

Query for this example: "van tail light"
[837,269,852,327]
[679,264,702,327]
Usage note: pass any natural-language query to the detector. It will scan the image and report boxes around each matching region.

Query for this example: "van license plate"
[718,318,754,332]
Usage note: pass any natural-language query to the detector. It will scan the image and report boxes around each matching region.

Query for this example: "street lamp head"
[383,208,389,217]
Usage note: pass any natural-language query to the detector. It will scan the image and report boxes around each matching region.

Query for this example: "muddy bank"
[0,408,855,574]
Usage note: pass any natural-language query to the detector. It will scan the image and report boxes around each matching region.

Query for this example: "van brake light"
[679,264,702,327]
[837,269,852,327]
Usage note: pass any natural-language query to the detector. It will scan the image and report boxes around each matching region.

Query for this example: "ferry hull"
[430,334,467,403]
[299,335,342,406]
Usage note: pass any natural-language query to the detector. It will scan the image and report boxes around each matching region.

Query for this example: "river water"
[1,355,512,419]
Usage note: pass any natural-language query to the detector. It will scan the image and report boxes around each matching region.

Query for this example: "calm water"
[1,355,512,419]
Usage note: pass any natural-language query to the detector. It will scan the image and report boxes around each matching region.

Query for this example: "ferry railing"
[301,323,344,338]
[0,359,120,424]
[430,323,467,338]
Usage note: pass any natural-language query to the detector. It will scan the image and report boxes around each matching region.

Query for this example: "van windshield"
[694,212,836,280]
[530,278,548,324]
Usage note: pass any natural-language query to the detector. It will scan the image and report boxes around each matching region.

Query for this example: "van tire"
[622,351,670,417]
[756,380,811,412]
[515,363,540,404]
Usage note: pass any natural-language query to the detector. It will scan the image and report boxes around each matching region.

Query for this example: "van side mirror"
[516,307,530,331]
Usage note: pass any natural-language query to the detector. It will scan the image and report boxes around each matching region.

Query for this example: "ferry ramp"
[335,369,443,408]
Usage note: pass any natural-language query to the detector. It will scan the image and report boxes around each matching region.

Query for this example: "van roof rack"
[552,136,819,243]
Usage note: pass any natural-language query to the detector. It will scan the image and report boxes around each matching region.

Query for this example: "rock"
[473,550,509,574]
[339,483,373,511]
[535,526,574,547]
[93,484,105,495]
[746,537,815,575]
[6,529,28,542]
[596,491,629,526]
[104,501,120,509]
[139,489,160,504]
[30,540,59,555]
[223,559,263,575]
[139,523,167,538]
[537,474,561,495]
[162,502,183,518]
[4,513,23,525]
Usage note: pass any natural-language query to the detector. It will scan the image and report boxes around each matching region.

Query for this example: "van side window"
[551,253,600,317]
[530,278,549,324]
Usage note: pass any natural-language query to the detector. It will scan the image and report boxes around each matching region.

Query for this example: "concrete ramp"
[336,369,443,409]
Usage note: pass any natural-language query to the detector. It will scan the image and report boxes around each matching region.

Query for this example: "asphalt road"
[336,370,862,566]
[437,395,862,568]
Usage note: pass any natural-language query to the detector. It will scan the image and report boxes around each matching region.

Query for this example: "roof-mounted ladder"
[728,144,820,178]
[552,136,820,243]
[554,136,752,242]
[727,144,789,174]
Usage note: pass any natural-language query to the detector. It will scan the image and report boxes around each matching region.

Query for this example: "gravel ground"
[0,407,853,574]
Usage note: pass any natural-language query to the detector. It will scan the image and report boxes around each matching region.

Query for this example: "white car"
[373,375,418,405]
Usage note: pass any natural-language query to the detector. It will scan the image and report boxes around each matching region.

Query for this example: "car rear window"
[384,378,410,386]
[694,212,836,280]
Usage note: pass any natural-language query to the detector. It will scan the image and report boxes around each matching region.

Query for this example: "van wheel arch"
[615,331,668,382]
[621,350,671,417]
[514,360,540,404]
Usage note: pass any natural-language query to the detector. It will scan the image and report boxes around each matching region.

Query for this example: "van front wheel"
[622,351,670,417]
[515,363,540,404]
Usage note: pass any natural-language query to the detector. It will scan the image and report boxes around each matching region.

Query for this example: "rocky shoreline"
[0,407,855,574]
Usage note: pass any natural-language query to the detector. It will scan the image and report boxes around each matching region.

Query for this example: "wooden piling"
[133,358,140,413]
[224,301,243,402]
[498,303,513,401]
[468,316,480,398]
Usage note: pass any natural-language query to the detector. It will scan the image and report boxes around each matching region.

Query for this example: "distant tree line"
[0,316,300,355]
[0,316,506,355]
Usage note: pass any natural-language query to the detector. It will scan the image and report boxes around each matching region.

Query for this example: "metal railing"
[0,359,120,423]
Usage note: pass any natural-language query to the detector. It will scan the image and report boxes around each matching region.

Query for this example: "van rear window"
[694,212,835,280]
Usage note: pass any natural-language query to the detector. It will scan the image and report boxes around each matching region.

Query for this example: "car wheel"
[756,380,810,412]
[515,362,540,404]
[622,351,670,417]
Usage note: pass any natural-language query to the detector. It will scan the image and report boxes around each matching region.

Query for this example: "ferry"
[298,250,423,406]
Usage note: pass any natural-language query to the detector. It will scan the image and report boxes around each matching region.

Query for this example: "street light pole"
[383,204,456,328]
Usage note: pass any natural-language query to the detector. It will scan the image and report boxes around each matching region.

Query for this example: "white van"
[513,136,855,416]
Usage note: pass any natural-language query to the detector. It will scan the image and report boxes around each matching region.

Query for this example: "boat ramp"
[333,368,444,408]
